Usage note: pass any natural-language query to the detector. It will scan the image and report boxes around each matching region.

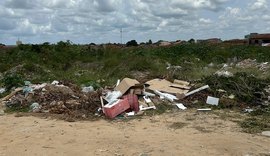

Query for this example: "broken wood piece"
[0,88,23,102]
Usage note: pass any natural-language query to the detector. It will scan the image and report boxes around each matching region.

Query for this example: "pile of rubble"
[236,59,269,72]
[0,78,216,119]
[0,81,101,119]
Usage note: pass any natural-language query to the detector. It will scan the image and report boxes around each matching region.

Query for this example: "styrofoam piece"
[126,111,135,116]
[206,96,219,106]
[175,103,187,110]
[139,105,156,111]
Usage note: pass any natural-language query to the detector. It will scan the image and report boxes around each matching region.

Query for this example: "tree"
[126,40,138,46]
[188,38,195,44]
[146,39,152,45]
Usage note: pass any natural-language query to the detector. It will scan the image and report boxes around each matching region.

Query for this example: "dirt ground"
[0,111,269,156]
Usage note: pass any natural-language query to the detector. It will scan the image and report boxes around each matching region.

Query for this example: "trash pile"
[0,78,216,119]
[236,59,269,72]
[100,78,212,119]
[0,81,102,119]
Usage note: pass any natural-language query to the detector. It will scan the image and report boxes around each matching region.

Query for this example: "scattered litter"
[116,79,120,86]
[82,86,94,93]
[206,96,219,106]
[30,102,41,112]
[24,81,31,86]
[51,80,59,85]
[104,91,122,103]
[139,105,156,111]
[175,103,187,110]
[243,108,254,113]
[215,70,233,77]
[261,131,270,137]
[228,94,235,99]
[217,89,226,93]
[0,88,5,94]
[197,108,212,111]
[126,111,135,116]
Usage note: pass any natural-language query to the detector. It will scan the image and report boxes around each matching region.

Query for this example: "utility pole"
[120,28,123,44]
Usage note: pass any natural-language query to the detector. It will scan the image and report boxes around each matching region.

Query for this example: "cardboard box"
[115,78,140,95]
[103,99,130,119]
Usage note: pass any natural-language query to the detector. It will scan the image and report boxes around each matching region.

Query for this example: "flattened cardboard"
[145,79,189,95]
[173,79,190,86]
[115,78,140,95]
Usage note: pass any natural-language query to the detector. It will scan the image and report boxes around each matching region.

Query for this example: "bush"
[2,74,23,90]
[126,40,138,47]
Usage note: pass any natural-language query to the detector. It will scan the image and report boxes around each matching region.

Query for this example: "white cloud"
[0,0,269,44]
[249,0,268,10]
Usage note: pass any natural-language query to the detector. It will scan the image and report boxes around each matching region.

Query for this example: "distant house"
[245,33,270,46]
[223,39,247,45]
[197,38,222,44]
[158,41,171,46]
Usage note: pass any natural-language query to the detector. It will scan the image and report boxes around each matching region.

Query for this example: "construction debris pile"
[0,77,216,119]
[1,73,269,119]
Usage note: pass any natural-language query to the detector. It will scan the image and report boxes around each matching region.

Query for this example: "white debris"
[185,85,209,97]
[206,96,219,106]
[104,91,122,103]
[175,103,187,110]
[215,70,234,77]
[143,96,152,103]
[126,111,135,116]
[154,90,178,102]
[143,91,156,97]
[51,80,59,85]
[262,131,270,137]
[116,79,120,86]
[30,102,41,112]
[0,88,6,94]
[82,86,94,93]
[197,108,212,111]
[139,105,156,111]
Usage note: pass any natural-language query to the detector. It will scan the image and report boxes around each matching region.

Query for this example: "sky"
[0,0,269,45]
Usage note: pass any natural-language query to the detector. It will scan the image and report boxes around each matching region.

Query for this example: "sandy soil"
[0,111,269,156]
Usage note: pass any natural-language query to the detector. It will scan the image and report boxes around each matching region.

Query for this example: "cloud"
[249,0,268,10]
[5,0,36,9]
[0,0,269,44]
